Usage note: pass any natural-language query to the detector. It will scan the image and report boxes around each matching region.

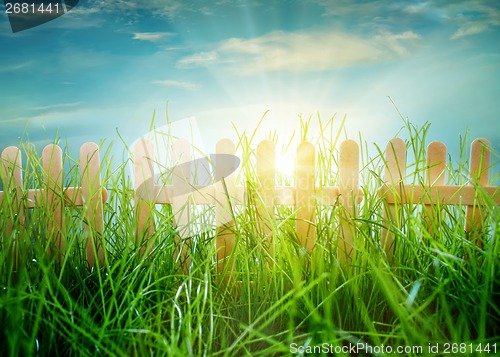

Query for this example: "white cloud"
[445,0,500,39]
[153,80,201,91]
[403,2,430,15]
[373,31,421,57]
[177,51,217,68]
[188,29,421,75]
[32,102,82,111]
[82,0,186,19]
[451,22,490,39]
[133,32,175,42]
[77,0,251,20]
[0,61,34,72]
[312,0,499,41]
[311,0,380,16]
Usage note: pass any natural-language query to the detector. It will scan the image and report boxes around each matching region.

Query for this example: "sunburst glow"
[275,152,296,177]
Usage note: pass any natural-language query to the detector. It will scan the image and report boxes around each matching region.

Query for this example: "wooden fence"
[0,143,108,268]
[133,137,499,272]
[1,137,498,272]
[380,138,499,260]
[133,138,363,272]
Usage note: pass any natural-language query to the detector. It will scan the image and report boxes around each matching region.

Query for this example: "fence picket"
[215,139,238,275]
[296,142,315,253]
[423,141,447,238]
[80,142,105,267]
[42,144,64,260]
[134,139,155,254]
[172,138,192,272]
[1,146,24,268]
[338,139,360,264]
[381,138,407,260]
[256,140,275,253]
[465,138,491,249]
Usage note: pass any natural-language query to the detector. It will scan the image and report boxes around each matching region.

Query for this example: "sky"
[0,0,499,175]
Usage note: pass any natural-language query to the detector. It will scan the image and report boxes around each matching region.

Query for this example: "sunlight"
[275,152,296,177]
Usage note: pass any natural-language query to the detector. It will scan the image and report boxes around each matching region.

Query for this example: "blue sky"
[0,0,499,170]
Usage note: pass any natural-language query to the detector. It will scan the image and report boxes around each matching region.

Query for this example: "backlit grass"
[0,114,499,356]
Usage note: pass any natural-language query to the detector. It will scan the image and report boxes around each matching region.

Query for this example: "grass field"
[1,115,499,356]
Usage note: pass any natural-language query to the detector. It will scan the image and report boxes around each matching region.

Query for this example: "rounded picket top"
[339,140,360,206]
[257,140,275,157]
[133,138,155,200]
[1,146,22,182]
[384,138,406,183]
[215,139,238,181]
[80,141,99,154]
[2,146,21,160]
[42,143,63,159]
[426,141,447,186]
[469,138,491,186]
[340,140,359,162]
[296,141,314,160]
[216,138,235,154]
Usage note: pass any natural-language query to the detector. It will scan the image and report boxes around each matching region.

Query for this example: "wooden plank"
[381,138,406,260]
[215,138,237,275]
[296,141,315,253]
[426,141,447,186]
[80,142,104,268]
[338,139,359,264]
[2,181,355,208]
[465,138,491,249]
[274,186,296,205]
[384,138,407,184]
[256,140,275,254]
[273,186,362,206]
[133,139,155,253]
[172,138,192,272]
[155,184,246,205]
[380,184,499,205]
[42,144,64,260]
[22,187,107,209]
[1,146,24,268]
[423,141,447,237]
[156,184,214,205]
[128,177,500,209]
[316,186,336,206]
[1,146,25,225]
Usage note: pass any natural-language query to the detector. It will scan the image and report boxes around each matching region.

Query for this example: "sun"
[275,152,296,177]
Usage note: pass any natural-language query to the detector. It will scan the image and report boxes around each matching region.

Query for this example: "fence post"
[465,138,491,249]
[172,138,192,272]
[42,144,64,260]
[381,138,406,260]
[215,139,237,275]
[80,142,105,268]
[134,139,155,255]
[296,142,315,253]
[338,139,360,265]
[1,146,24,269]
[423,141,447,238]
[256,140,275,256]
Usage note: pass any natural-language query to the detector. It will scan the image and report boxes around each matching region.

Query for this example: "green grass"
[1,114,499,356]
